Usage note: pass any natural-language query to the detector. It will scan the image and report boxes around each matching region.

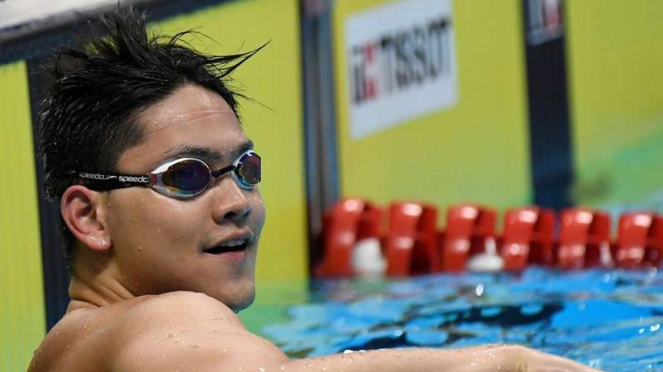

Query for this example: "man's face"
[103,84,265,311]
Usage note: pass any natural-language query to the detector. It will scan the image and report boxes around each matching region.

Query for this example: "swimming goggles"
[72,150,261,198]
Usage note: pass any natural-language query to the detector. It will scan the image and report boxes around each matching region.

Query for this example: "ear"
[61,185,111,251]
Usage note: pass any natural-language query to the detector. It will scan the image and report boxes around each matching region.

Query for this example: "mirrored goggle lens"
[161,160,211,195]
[237,152,261,186]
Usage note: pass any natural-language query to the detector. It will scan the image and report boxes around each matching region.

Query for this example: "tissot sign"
[345,0,458,139]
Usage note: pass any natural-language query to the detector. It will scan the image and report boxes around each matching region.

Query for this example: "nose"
[212,176,253,224]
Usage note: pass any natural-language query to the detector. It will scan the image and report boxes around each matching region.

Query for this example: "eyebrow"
[160,140,254,165]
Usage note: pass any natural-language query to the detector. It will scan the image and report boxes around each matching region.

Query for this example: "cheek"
[250,191,266,232]
[107,192,207,250]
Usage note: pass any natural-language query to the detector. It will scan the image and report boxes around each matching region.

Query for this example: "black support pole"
[522,0,574,210]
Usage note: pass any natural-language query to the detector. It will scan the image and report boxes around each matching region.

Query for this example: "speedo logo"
[118,175,149,183]
[79,172,116,181]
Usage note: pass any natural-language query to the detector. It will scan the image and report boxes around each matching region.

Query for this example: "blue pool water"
[262,268,663,371]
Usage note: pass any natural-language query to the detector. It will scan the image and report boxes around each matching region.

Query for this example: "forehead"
[118,85,248,169]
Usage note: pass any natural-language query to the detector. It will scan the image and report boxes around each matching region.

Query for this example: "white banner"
[345,0,458,139]
[0,0,146,31]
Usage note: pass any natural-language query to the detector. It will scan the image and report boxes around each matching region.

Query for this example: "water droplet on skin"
[190,343,199,349]
[138,245,143,251]
[342,354,356,363]
[259,367,265,372]
[54,332,60,338]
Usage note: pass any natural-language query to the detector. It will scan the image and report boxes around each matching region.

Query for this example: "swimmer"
[28,8,602,372]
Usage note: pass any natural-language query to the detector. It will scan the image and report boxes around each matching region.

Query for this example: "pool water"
[261,268,663,371]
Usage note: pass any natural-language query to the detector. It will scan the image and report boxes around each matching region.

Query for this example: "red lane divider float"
[316,199,663,278]
[439,204,497,273]
[557,208,611,270]
[615,212,652,269]
[317,198,384,277]
[500,207,555,271]
[647,215,663,267]
[384,202,437,277]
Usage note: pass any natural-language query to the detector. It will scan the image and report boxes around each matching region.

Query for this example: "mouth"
[204,236,252,255]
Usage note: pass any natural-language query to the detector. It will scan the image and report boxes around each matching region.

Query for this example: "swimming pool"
[261,268,663,371]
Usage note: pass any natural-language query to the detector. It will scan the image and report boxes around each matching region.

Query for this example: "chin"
[209,279,256,312]
[234,291,256,312]
[225,288,255,313]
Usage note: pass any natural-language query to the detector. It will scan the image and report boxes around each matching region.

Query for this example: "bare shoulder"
[117,291,243,329]
[105,291,287,372]
[30,292,287,372]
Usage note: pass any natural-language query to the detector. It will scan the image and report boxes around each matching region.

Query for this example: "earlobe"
[61,186,112,251]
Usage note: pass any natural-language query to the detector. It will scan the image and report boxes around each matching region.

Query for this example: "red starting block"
[500,207,555,271]
[438,204,496,272]
[384,202,438,277]
[557,208,611,269]
[614,212,652,269]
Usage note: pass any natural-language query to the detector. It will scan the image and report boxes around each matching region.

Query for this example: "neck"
[67,253,136,312]
[67,276,135,311]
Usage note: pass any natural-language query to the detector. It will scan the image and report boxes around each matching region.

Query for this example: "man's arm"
[284,345,598,372]
[107,291,600,372]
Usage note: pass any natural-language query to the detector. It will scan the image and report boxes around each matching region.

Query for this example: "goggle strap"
[77,172,151,191]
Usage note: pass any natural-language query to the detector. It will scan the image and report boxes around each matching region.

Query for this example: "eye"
[161,159,210,193]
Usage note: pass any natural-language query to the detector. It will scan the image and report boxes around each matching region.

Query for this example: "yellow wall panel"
[567,1,663,207]
[0,62,46,372]
[157,0,308,282]
[334,0,531,217]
